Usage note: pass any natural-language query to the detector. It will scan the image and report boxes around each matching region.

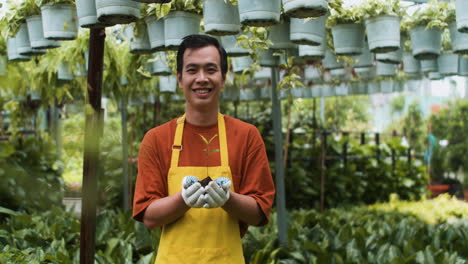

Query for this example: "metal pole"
[270,66,288,247]
[320,132,327,212]
[80,28,105,264]
[120,97,130,211]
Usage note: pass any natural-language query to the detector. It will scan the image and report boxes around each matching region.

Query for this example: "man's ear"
[177,72,182,88]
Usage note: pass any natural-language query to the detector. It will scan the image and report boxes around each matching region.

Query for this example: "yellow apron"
[155,113,245,264]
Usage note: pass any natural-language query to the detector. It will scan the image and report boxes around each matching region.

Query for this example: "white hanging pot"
[351,40,373,68]
[376,61,397,76]
[95,0,140,25]
[58,61,74,81]
[290,16,326,46]
[238,0,281,27]
[7,37,31,62]
[151,52,172,76]
[258,49,279,67]
[231,56,253,73]
[203,0,240,36]
[456,0,468,33]
[437,52,459,76]
[41,4,78,40]
[164,11,201,50]
[282,0,328,19]
[75,0,103,28]
[410,26,442,60]
[269,21,295,50]
[322,49,342,70]
[16,23,35,56]
[145,15,165,51]
[420,59,438,73]
[331,23,364,56]
[364,15,401,53]
[26,15,61,49]
[458,55,468,76]
[403,52,420,74]
[128,23,152,54]
[221,34,250,57]
[449,23,468,55]
[159,75,177,93]
[304,65,322,82]
[298,42,325,60]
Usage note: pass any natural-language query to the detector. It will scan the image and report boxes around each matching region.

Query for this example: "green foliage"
[147,0,203,19]
[441,28,452,51]
[0,136,64,212]
[390,94,405,116]
[359,0,406,20]
[243,197,468,263]
[278,54,304,91]
[327,0,363,27]
[35,0,76,6]
[408,0,451,30]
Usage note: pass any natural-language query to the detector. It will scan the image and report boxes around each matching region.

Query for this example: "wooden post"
[80,28,105,264]
[120,98,130,211]
[360,133,365,145]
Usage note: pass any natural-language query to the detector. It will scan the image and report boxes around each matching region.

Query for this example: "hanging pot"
[380,80,394,94]
[16,23,35,56]
[365,15,400,53]
[221,34,250,57]
[231,56,253,73]
[58,61,74,81]
[164,11,201,50]
[7,37,31,62]
[41,4,78,40]
[76,0,104,28]
[351,40,373,68]
[223,85,240,101]
[311,85,321,97]
[127,23,152,54]
[0,56,6,76]
[159,75,177,93]
[355,66,375,80]
[321,85,334,97]
[26,15,61,49]
[238,0,281,27]
[410,26,442,60]
[290,16,326,46]
[376,37,403,64]
[449,23,468,55]
[145,15,165,51]
[376,61,397,76]
[331,23,364,56]
[96,0,140,26]
[437,52,459,76]
[304,65,322,82]
[269,22,295,50]
[322,49,342,70]
[420,59,438,73]
[406,80,421,92]
[428,71,443,80]
[368,81,380,94]
[254,67,271,80]
[458,55,468,76]
[403,52,420,74]
[282,0,328,19]
[203,0,240,36]
[298,42,325,60]
[456,0,468,33]
[330,68,348,81]
[258,49,279,67]
[239,88,256,101]
[151,52,172,76]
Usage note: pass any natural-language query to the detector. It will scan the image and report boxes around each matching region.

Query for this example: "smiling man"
[132,34,275,264]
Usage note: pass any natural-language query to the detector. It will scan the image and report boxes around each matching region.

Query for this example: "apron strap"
[170,113,229,168]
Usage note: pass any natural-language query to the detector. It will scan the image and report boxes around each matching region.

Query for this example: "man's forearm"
[143,192,189,230]
[222,192,264,226]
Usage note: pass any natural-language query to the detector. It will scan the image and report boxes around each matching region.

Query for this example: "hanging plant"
[236,26,272,77]
[327,0,363,27]
[1,1,28,37]
[407,0,450,30]
[359,0,405,20]
[147,0,202,19]
[36,0,76,6]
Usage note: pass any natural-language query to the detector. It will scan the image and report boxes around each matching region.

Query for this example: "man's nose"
[196,71,208,83]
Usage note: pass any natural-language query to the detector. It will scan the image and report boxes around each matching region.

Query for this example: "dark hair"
[176,34,228,78]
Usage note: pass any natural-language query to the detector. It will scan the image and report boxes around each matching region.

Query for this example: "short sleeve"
[238,127,275,227]
[132,129,168,222]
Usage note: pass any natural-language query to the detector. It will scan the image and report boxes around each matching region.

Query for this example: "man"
[133,34,275,264]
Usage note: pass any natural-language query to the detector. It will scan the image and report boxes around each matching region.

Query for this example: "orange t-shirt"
[132,115,275,237]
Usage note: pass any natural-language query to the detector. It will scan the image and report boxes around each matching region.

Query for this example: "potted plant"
[6,37,31,62]
[203,0,240,36]
[151,0,202,50]
[447,3,468,55]
[290,15,327,46]
[282,0,328,19]
[221,33,250,57]
[268,17,295,50]
[237,0,281,27]
[95,0,140,25]
[376,61,397,77]
[420,59,438,73]
[150,51,173,76]
[298,41,326,61]
[376,38,403,64]
[322,49,344,70]
[456,0,468,33]
[37,0,78,40]
[437,29,459,76]
[458,55,468,76]
[145,4,165,51]
[23,0,61,49]
[351,40,374,68]
[76,0,112,28]
[360,0,404,53]
[125,5,152,54]
[407,0,449,60]
[327,0,364,56]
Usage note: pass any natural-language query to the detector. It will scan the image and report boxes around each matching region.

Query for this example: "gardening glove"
[181,176,205,208]
[203,177,231,208]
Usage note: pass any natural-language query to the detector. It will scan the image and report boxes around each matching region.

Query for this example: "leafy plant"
[407,0,451,30]
[327,0,363,27]
[147,0,203,19]
[441,28,452,51]
[359,0,406,20]
[35,0,76,6]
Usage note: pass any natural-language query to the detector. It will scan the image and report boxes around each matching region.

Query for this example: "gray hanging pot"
[58,61,74,81]
[7,37,31,62]
[298,42,325,60]
[164,11,201,50]
[355,66,375,80]
[231,56,253,73]
[304,65,322,82]
[26,15,61,49]
[322,49,342,70]
[437,52,459,76]
[311,85,321,97]
[128,23,152,54]
[403,52,420,74]
[159,75,177,93]
[258,49,279,67]
[221,34,250,57]
[41,4,78,40]
[238,0,281,27]
[145,15,165,51]
[151,52,172,76]
[449,23,468,55]
[282,0,328,19]
[290,16,326,45]
[456,0,468,33]
[96,0,140,26]
[368,81,380,94]
[269,22,295,50]
[16,23,35,56]
[76,0,102,28]
[376,61,397,76]
[458,55,468,76]
[331,23,364,56]
[203,0,240,36]
[254,67,271,80]
[364,15,401,53]
[376,37,403,64]
[428,71,443,80]
[380,79,394,94]
[420,59,438,73]
[410,26,442,60]
[351,40,373,68]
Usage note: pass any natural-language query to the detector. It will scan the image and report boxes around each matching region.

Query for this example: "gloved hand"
[203,177,231,208]
[181,176,205,208]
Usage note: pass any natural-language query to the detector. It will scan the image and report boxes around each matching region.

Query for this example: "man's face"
[178,45,225,111]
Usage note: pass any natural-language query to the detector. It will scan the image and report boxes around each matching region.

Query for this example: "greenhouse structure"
[0,0,468,263]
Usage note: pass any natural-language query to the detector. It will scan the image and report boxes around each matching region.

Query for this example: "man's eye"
[186,69,196,73]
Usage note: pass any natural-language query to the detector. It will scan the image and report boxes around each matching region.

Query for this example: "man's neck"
[184,106,219,127]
